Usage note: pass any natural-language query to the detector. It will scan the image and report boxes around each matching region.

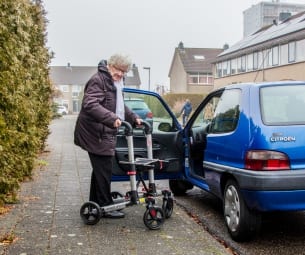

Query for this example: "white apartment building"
[243,0,305,37]
[214,11,305,89]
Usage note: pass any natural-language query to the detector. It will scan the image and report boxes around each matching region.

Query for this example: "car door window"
[209,89,241,133]
[123,92,176,133]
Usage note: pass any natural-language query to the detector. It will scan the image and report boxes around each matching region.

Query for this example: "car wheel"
[223,179,261,242]
[169,179,193,196]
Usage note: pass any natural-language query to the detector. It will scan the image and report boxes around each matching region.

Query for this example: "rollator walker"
[80,120,174,230]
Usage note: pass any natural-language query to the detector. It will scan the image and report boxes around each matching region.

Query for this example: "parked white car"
[57,105,67,115]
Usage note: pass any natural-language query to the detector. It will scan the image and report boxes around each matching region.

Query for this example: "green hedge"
[162,93,207,116]
[0,0,52,205]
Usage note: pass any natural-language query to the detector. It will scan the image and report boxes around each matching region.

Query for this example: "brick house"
[168,42,223,94]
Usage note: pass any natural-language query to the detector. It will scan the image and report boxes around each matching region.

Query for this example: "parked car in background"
[124,98,153,128]
[57,105,67,115]
[112,82,305,242]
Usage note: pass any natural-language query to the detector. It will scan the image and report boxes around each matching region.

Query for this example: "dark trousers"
[88,153,113,207]
[182,114,189,126]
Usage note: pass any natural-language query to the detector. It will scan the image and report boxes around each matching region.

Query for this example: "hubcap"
[224,185,240,232]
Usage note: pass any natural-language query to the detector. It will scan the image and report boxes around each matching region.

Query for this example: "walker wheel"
[80,201,101,225]
[162,197,174,219]
[143,206,165,230]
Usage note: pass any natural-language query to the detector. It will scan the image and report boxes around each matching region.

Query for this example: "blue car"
[124,97,153,128]
[113,82,305,241]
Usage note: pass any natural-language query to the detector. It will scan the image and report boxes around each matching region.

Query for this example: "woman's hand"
[113,118,122,128]
[135,118,142,125]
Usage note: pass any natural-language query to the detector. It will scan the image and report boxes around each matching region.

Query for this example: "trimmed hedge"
[0,0,52,205]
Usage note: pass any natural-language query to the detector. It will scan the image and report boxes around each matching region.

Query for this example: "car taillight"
[245,150,290,170]
[146,112,153,118]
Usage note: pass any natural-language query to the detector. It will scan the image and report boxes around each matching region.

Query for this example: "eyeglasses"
[112,65,127,75]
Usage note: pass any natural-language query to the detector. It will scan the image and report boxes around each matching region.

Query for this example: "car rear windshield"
[260,84,305,125]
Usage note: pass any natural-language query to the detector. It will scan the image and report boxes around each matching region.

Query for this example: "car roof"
[223,81,305,90]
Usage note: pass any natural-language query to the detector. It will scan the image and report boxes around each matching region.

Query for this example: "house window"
[288,41,296,63]
[267,48,272,67]
[72,92,79,97]
[227,60,231,75]
[253,51,258,70]
[296,39,305,61]
[207,76,213,84]
[72,85,82,98]
[194,55,205,60]
[188,73,213,85]
[247,53,253,71]
[72,85,81,92]
[216,63,222,78]
[222,61,227,76]
[241,55,246,72]
[258,51,263,69]
[272,45,279,66]
[59,85,69,93]
[237,57,242,73]
[231,58,237,74]
[190,76,199,83]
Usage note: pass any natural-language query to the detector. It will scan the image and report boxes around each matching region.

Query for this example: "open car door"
[112,88,184,181]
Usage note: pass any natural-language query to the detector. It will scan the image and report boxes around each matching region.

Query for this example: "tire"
[80,201,101,225]
[169,179,193,196]
[162,197,174,219]
[223,179,261,242]
[143,206,165,230]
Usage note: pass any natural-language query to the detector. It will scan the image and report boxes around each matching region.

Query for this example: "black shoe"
[103,210,125,219]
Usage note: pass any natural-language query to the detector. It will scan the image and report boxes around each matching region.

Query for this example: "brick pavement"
[0,115,231,255]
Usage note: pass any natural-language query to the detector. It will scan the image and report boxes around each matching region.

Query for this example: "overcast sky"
[43,0,305,90]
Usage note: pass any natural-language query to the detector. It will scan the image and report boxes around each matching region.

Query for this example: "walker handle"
[120,121,133,136]
[140,120,152,135]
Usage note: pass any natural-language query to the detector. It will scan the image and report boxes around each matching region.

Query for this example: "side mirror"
[158,122,172,132]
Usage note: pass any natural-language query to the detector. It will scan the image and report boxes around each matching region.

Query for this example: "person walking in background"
[74,54,142,219]
[180,99,192,126]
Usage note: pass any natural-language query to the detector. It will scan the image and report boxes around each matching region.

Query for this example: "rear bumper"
[204,161,305,190]
[241,189,305,211]
[204,162,305,211]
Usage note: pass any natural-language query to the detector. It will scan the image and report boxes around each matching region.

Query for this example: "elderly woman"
[74,54,141,218]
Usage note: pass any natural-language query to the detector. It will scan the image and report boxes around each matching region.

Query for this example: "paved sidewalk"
[0,116,231,255]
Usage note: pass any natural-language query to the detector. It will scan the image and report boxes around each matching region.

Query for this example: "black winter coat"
[74,64,138,156]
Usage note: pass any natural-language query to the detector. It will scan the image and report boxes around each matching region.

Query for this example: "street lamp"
[143,67,151,91]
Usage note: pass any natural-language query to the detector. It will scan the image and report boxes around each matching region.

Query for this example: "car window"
[209,89,241,133]
[260,85,305,125]
[192,95,220,128]
[123,92,177,133]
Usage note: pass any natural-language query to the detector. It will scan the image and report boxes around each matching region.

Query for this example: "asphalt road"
[175,187,305,255]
